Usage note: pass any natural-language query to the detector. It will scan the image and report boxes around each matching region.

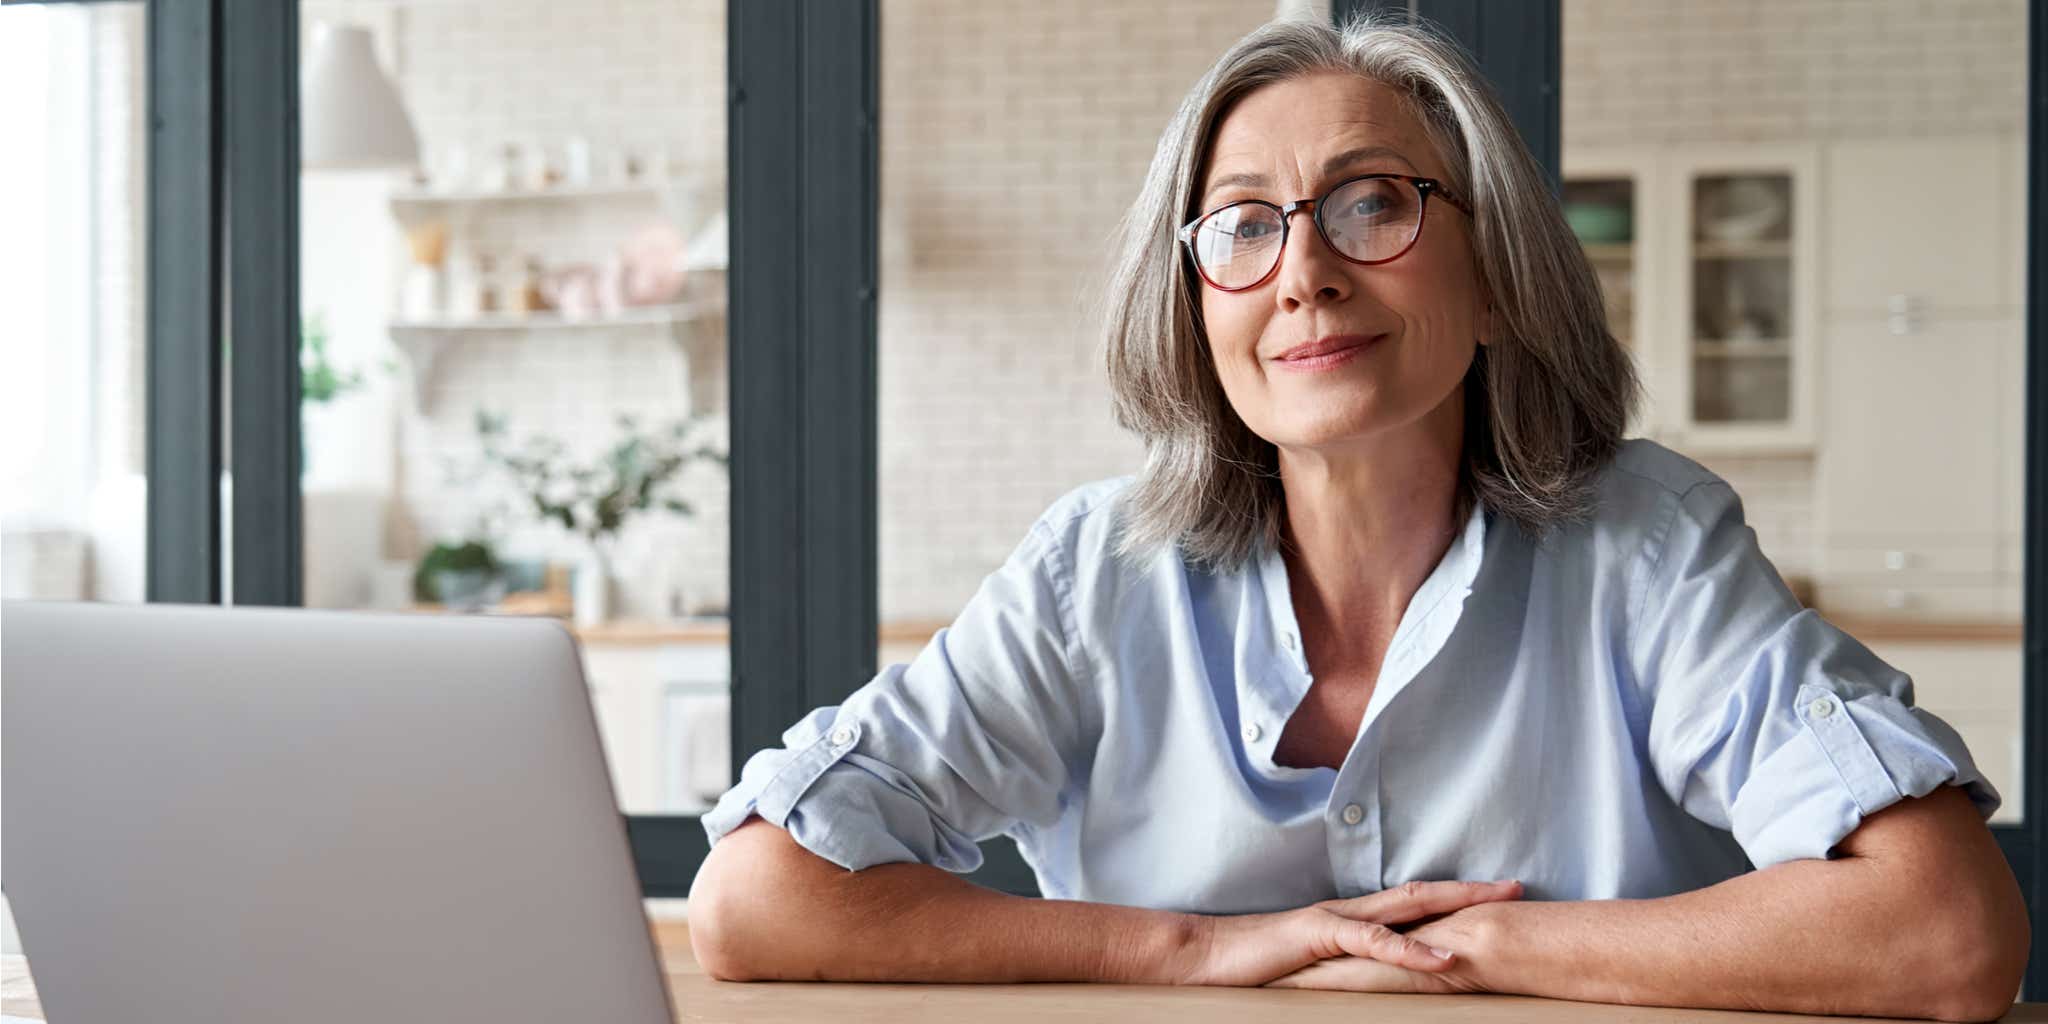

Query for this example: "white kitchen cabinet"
[1812,316,2022,622]
[1815,319,2007,541]
[1563,143,1819,454]
[1663,145,1821,454]
[581,643,667,813]
[1805,131,2026,629]
[579,638,731,815]
[1820,136,2014,319]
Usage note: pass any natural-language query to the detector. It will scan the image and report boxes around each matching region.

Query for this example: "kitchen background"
[1,1,2029,833]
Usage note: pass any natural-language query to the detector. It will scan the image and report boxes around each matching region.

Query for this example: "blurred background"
[0,0,2033,930]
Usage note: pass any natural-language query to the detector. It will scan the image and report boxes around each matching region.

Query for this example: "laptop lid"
[1,600,674,1023]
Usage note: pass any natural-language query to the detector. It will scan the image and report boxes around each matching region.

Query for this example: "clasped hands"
[1173,878,1524,994]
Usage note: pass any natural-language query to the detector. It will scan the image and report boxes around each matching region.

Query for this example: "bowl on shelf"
[1698,179,1787,242]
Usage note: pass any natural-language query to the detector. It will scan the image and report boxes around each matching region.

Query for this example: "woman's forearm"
[1461,791,2025,1021]
[688,815,1201,984]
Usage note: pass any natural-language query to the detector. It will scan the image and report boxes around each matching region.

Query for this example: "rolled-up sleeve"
[698,515,1090,874]
[1629,480,1999,869]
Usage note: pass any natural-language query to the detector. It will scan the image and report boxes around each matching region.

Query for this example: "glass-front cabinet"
[1563,143,1818,454]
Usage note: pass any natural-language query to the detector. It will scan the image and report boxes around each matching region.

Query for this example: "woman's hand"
[1261,899,1509,994]
[1172,879,1523,988]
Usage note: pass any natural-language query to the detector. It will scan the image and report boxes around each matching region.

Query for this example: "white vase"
[573,544,611,628]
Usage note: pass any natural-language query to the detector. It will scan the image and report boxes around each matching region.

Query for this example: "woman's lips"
[1270,333,1384,372]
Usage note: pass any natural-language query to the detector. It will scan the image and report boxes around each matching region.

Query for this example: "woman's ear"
[1477,302,1497,346]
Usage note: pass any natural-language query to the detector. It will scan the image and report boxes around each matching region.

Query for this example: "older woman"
[687,14,2027,1020]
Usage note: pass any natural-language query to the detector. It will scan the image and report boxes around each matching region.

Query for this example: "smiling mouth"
[1271,333,1386,368]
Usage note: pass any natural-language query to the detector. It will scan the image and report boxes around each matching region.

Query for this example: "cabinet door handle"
[1883,588,1913,610]
[1884,550,1911,571]
[1887,294,1921,335]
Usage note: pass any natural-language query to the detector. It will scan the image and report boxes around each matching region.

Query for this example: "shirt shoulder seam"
[1626,477,1731,674]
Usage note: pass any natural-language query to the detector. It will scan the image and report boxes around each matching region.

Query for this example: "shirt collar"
[1256,497,1490,669]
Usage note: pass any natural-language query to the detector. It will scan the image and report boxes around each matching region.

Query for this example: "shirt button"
[829,726,855,746]
[1809,698,1837,720]
[1280,632,1298,652]
[1341,803,1364,826]
[1243,722,1262,742]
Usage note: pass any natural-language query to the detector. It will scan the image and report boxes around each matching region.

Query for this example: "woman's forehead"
[1200,74,1439,196]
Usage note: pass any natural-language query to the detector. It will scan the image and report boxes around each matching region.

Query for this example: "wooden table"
[5,917,2042,1022]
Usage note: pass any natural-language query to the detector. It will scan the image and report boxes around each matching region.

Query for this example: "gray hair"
[1100,12,1639,573]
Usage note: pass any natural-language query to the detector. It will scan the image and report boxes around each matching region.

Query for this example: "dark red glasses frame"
[1176,173,1475,292]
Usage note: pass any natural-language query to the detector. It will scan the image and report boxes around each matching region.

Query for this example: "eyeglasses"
[1177,173,1474,292]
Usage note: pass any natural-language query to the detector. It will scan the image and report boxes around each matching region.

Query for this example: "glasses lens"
[1192,203,1284,289]
[1321,177,1421,263]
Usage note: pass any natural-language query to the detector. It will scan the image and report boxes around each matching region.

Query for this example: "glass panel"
[1565,0,2029,823]
[0,0,151,967]
[1,2,150,608]
[1561,174,1648,434]
[296,1,731,814]
[1561,177,1636,349]
[1690,173,1793,424]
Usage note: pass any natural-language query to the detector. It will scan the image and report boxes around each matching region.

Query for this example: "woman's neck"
[1275,395,1465,637]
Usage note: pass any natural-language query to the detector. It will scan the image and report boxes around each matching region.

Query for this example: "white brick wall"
[1564,0,2027,145]
[878,0,1276,620]
[362,0,2023,623]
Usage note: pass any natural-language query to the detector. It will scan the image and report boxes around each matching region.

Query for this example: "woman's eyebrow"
[1199,145,1421,206]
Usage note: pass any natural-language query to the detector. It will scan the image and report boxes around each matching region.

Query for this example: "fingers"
[1328,879,1523,926]
[1329,918,1461,973]
[1266,955,1427,993]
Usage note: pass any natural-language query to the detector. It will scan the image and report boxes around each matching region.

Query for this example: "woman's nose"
[1272,206,1350,312]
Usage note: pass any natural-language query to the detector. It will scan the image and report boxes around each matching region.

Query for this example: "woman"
[688,14,2027,1019]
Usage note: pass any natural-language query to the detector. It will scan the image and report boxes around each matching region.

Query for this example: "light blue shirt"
[700,439,1997,912]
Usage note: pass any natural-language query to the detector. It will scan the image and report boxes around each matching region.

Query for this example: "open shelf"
[389,182,666,207]
[389,301,713,334]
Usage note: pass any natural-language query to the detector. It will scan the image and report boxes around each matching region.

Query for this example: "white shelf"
[390,301,712,334]
[1693,239,1792,260]
[1694,338,1792,359]
[389,182,665,206]
[388,297,724,412]
[1581,242,1635,262]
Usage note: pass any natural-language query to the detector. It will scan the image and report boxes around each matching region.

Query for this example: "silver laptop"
[1,600,675,1023]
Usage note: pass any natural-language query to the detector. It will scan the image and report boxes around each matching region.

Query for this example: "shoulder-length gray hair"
[1102,12,1638,573]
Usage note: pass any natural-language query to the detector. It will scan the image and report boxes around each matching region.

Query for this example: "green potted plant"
[473,410,727,626]
[412,538,504,611]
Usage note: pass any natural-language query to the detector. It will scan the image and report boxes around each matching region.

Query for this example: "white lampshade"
[302,23,420,170]
[1273,0,1331,22]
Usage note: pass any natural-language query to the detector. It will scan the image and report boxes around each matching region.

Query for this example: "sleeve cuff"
[1730,682,2001,868]
[700,715,866,865]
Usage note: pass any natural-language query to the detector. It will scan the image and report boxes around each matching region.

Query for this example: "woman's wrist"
[1138,910,1215,985]
[1406,897,1523,994]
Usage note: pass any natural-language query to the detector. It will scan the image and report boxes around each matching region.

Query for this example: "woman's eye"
[1348,197,1388,217]
[1235,220,1277,240]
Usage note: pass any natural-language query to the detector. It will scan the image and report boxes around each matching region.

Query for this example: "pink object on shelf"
[619,222,688,307]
